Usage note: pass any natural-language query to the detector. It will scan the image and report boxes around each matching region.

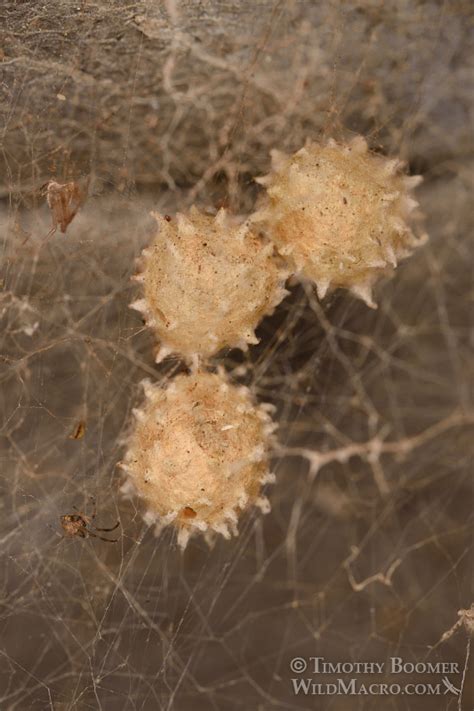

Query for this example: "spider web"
[0,1,473,709]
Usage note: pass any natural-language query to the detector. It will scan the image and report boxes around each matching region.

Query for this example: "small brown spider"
[60,500,120,543]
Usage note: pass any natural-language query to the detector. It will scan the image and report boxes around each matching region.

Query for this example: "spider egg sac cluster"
[253,135,427,308]
[121,370,276,548]
[131,206,287,361]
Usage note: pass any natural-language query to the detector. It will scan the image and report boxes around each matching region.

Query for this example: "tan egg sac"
[130,207,288,361]
[120,370,276,548]
[252,136,427,308]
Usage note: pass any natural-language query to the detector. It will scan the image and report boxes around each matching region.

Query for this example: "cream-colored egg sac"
[120,370,276,548]
[130,207,288,362]
[253,136,427,308]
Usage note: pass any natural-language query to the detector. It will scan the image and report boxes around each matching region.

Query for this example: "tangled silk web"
[0,2,473,710]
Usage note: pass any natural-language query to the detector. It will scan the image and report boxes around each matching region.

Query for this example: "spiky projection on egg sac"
[253,136,427,308]
[130,207,288,362]
[120,370,276,549]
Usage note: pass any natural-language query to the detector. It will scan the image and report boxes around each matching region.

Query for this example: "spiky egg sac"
[130,207,288,361]
[253,136,426,308]
[121,370,276,549]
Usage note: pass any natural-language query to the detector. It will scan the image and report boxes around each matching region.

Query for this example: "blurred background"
[0,1,472,709]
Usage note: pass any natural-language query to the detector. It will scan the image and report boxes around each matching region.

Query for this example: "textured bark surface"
[1,1,472,204]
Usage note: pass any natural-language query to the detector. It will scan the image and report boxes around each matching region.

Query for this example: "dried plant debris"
[45,180,87,235]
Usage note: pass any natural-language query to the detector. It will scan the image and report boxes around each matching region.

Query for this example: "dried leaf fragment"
[46,180,86,234]
[69,421,86,440]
